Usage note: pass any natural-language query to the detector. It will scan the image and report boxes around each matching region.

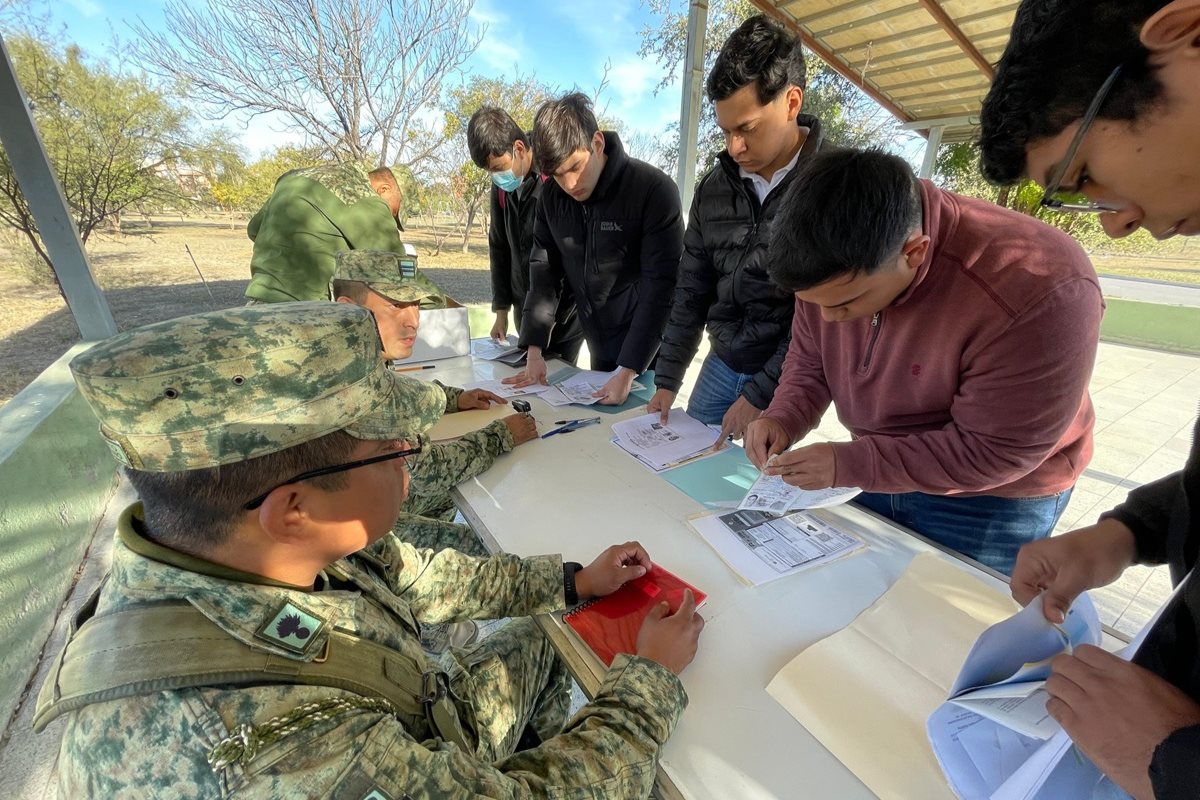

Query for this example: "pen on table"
[541,417,601,439]
[394,364,436,373]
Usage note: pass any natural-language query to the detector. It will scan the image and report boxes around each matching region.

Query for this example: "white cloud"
[469,0,527,74]
[65,0,103,18]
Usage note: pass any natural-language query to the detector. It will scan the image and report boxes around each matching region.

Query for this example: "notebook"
[563,565,707,666]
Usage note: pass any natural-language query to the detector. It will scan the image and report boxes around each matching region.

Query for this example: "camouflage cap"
[69,303,446,472]
[333,250,441,303]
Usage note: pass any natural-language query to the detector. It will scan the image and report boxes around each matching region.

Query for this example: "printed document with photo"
[738,468,861,514]
[611,411,720,472]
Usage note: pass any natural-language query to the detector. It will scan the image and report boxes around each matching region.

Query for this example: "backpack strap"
[498,188,507,211]
[33,587,471,753]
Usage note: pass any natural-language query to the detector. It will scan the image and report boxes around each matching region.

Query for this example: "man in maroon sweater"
[744,148,1103,574]
[977,1,1200,797]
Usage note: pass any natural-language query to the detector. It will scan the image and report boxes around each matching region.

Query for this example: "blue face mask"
[490,169,522,192]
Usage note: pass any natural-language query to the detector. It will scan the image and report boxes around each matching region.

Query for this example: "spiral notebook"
[563,565,707,666]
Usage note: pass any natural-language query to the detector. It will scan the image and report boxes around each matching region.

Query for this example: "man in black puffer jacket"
[648,14,822,444]
[507,93,683,406]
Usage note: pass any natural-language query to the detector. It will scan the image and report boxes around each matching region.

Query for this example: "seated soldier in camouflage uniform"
[332,250,538,532]
[39,302,704,798]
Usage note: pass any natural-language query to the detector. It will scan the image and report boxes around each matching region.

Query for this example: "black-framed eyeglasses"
[1040,65,1125,214]
[243,443,423,510]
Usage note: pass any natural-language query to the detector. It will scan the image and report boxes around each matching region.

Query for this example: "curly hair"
[979,0,1169,185]
[706,13,806,104]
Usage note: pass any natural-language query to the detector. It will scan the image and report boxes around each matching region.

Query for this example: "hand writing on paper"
[1011,519,1138,623]
[1046,645,1200,800]
[456,388,504,410]
[490,311,509,341]
[743,417,791,470]
[576,541,653,599]
[503,347,547,388]
[595,368,637,406]
[762,443,836,490]
[646,388,676,424]
[712,396,763,450]
[636,589,705,675]
[500,413,538,446]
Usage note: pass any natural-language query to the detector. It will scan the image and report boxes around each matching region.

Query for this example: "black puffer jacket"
[520,132,683,372]
[655,115,823,408]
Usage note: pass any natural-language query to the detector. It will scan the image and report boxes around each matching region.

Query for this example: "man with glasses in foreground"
[40,302,703,798]
[744,147,1103,575]
[981,1,1200,796]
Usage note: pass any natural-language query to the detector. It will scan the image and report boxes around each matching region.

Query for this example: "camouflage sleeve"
[407,421,514,498]
[441,382,463,412]
[373,535,564,623]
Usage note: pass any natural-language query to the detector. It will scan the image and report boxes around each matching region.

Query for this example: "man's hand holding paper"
[764,442,837,490]
[744,416,791,470]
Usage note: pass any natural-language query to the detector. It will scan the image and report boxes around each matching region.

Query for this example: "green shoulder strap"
[32,587,471,753]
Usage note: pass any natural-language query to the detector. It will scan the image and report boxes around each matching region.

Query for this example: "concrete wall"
[0,344,117,728]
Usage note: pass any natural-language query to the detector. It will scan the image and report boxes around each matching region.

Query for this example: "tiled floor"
[668,339,1200,638]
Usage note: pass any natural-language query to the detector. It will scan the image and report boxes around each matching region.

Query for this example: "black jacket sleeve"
[518,200,564,352]
[1150,724,1200,800]
[655,191,717,393]
[1101,471,1184,565]
[617,177,684,373]
[488,188,513,312]
[741,328,792,410]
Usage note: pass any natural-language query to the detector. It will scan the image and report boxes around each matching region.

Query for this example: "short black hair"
[467,107,529,169]
[126,430,359,557]
[706,13,807,104]
[531,92,598,175]
[331,278,369,304]
[768,148,922,291]
[980,0,1168,185]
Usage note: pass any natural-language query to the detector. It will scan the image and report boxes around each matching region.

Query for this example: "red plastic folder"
[563,566,707,666]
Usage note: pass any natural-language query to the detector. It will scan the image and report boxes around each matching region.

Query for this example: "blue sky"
[43,0,684,159]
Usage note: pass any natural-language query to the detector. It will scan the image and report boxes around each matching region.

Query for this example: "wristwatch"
[563,561,583,606]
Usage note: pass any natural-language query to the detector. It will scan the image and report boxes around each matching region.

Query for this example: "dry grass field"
[1,214,1198,407]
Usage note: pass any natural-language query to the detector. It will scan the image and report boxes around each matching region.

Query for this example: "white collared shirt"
[739,145,804,204]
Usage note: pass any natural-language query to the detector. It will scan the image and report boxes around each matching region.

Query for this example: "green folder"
[660,444,759,508]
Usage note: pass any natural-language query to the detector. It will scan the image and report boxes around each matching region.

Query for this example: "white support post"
[676,0,709,216]
[918,124,946,180]
[0,33,116,340]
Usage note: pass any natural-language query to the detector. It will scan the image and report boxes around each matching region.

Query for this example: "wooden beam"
[748,0,914,125]
[916,0,995,79]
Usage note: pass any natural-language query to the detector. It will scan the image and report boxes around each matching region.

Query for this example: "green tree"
[638,0,903,174]
[0,35,237,270]
[210,146,325,212]
[443,73,556,253]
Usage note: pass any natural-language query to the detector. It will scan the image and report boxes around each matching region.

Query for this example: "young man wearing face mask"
[980,2,1200,797]
[467,107,584,363]
[505,93,684,405]
[647,14,823,446]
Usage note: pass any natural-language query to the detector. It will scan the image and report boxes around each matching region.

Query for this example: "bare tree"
[131,0,482,168]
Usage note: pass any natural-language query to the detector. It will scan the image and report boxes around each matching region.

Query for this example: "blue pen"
[541,416,601,439]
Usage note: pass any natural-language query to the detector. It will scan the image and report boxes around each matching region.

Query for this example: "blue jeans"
[853,488,1074,575]
[686,352,756,426]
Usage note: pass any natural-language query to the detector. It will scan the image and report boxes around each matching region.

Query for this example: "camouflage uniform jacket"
[407,383,514,503]
[57,505,688,798]
[246,164,403,303]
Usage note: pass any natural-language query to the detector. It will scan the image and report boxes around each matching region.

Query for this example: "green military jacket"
[245,164,404,303]
[57,505,688,798]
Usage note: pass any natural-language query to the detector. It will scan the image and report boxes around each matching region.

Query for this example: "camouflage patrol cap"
[69,303,446,472]
[333,250,441,303]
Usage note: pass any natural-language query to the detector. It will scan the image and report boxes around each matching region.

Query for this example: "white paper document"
[470,336,520,361]
[737,470,861,514]
[687,508,865,586]
[610,411,719,472]
[554,370,644,406]
[463,379,555,399]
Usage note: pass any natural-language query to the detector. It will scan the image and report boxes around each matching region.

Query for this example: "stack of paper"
[610,411,719,472]
[547,370,646,406]
[470,336,521,361]
[687,508,865,586]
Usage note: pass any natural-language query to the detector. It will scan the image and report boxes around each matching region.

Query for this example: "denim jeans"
[686,352,756,426]
[853,488,1075,575]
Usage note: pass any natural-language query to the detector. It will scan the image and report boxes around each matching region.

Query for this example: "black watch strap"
[563,561,583,606]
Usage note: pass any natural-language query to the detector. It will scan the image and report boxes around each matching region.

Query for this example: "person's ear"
[901,232,931,269]
[1141,0,1200,53]
[785,85,804,120]
[256,486,310,546]
[334,295,353,305]
[593,130,606,155]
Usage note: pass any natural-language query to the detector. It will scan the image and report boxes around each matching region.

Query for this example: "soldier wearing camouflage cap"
[331,249,538,527]
[38,302,704,799]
